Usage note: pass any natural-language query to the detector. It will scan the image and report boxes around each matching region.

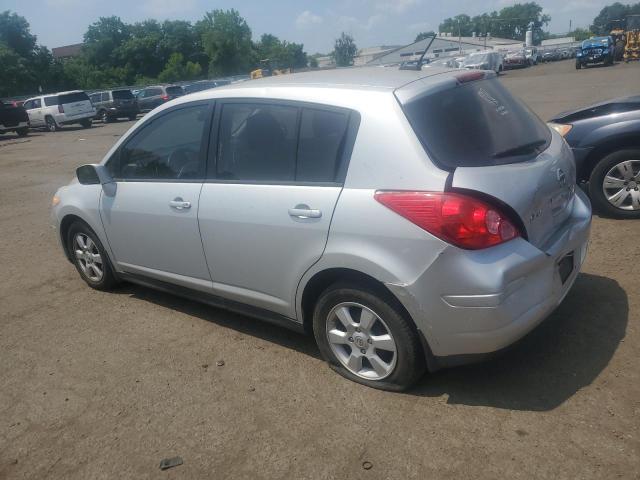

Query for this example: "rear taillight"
[58,105,64,113]
[161,95,169,101]
[374,191,521,250]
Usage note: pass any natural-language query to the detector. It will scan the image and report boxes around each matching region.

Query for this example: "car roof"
[222,66,457,92]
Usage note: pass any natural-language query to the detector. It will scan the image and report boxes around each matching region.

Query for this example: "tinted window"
[296,108,349,182]
[147,88,162,97]
[112,104,209,180]
[112,90,133,100]
[59,92,90,104]
[44,96,59,106]
[402,78,551,168]
[101,92,109,102]
[217,104,298,181]
[166,86,184,96]
[89,93,101,103]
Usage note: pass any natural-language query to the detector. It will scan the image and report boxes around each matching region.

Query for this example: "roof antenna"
[400,33,437,71]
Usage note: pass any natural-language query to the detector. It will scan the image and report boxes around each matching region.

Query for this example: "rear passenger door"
[198,101,358,318]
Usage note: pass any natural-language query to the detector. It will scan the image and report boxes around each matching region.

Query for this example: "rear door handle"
[169,197,191,210]
[288,205,322,219]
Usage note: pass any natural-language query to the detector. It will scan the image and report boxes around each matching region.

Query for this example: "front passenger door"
[100,101,214,291]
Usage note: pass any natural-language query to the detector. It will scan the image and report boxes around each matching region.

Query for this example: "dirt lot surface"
[1,60,639,479]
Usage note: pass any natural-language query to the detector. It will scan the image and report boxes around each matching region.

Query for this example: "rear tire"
[313,282,425,391]
[80,119,92,128]
[45,116,58,132]
[588,149,640,219]
[575,60,582,69]
[128,114,137,121]
[67,222,119,290]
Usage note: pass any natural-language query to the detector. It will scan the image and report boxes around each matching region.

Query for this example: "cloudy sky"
[4,0,606,54]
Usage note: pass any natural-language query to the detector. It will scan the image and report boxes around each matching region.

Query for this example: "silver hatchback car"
[51,67,591,390]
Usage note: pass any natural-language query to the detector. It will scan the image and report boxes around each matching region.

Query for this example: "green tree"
[0,42,31,96]
[333,32,357,67]
[439,3,550,43]
[255,33,307,70]
[591,2,640,34]
[309,56,319,68]
[199,9,253,75]
[0,10,36,57]
[158,52,202,82]
[83,16,130,68]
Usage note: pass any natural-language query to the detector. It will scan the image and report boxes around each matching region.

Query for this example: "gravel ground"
[1,59,639,479]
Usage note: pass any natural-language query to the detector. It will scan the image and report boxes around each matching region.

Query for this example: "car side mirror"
[76,164,112,185]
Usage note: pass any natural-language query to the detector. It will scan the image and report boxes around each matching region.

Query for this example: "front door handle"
[288,205,322,219]
[169,197,191,210]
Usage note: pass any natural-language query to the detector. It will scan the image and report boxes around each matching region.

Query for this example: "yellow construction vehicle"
[623,14,640,62]
[250,59,291,80]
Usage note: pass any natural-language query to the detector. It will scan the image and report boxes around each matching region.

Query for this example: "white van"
[23,91,95,132]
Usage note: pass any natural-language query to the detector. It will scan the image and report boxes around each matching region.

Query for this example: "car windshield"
[466,53,489,63]
[112,89,133,100]
[583,38,608,47]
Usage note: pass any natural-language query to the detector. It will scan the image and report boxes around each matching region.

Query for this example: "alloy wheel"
[326,302,397,380]
[73,233,104,282]
[602,159,640,210]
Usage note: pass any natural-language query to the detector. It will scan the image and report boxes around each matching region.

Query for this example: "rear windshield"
[402,78,551,168]
[59,92,90,104]
[165,86,184,96]
[112,89,133,100]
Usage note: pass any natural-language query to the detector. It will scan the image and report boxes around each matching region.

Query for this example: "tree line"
[415,2,640,44]
[0,9,311,97]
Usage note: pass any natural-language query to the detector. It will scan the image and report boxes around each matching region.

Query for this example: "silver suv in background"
[51,67,591,390]
[89,89,139,123]
[23,91,95,132]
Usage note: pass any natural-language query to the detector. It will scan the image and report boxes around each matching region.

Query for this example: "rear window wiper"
[492,139,546,159]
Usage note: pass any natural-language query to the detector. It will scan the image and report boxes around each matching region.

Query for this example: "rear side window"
[402,78,551,168]
[44,96,59,106]
[101,92,109,102]
[297,108,349,182]
[89,93,101,103]
[147,88,162,97]
[166,86,184,96]
[60,92,90,104]
[217,104,298,181]
[112,90,133,100]
[112,104,209,180]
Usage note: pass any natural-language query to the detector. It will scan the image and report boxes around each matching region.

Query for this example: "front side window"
[89,94,100,103]
[111,104,209,180]
[33,99,42,109]
[217,103,298,181]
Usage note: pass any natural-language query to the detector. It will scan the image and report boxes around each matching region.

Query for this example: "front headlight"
[547,122,573,137]
[51,195,61,207]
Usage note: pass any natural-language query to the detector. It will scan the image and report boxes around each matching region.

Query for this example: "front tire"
[80,119,92,128]
[67,222,119,290]
[16,127,28,137]
[313,282,425,391]
[99,110,111,123]
[588,149,640,219]
[575,60,582,69]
